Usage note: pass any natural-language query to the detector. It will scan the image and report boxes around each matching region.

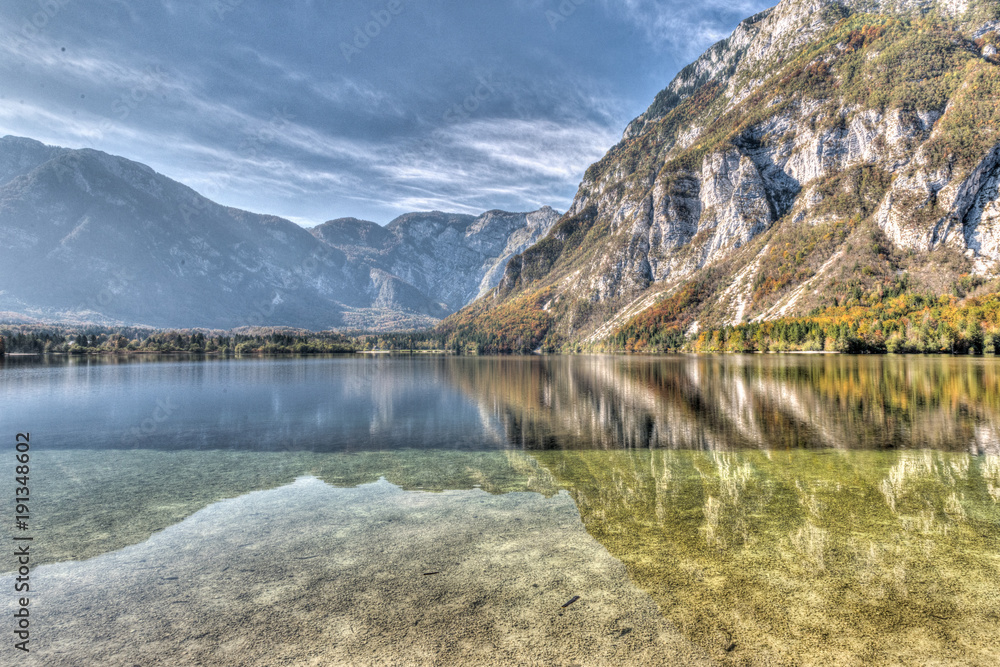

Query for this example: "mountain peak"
[622,0,994,144]
[0,135,71,186]
[446,0,1000,353]
[312,217,392,248]
[1,135,53,148]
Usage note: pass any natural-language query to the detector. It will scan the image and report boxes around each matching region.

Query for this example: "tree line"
[681,294,1000,355]
[0,327,355,356]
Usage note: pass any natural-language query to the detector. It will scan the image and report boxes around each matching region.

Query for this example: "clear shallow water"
[2,354,1000,665]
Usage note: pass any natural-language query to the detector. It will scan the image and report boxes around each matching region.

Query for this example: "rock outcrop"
[312,207,560,315]
[450,0,1000,351]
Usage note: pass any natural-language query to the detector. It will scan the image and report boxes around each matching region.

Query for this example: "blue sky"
[0,0,771,226]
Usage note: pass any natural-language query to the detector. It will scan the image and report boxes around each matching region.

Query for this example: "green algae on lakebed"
[533,448,1000,665]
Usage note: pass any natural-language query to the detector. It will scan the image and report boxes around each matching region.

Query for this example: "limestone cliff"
[444,0,1000,352]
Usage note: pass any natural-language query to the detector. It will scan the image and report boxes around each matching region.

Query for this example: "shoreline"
[4,349,995,359]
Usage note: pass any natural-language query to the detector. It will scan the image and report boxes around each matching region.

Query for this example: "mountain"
[0,136,70,184]
[311,207,561,313]
[0,136,558,331]
[443,0,1000,353]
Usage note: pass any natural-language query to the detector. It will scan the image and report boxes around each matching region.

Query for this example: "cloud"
[441,118,617,181]
[599,0,772,57]
[0,0,772,225]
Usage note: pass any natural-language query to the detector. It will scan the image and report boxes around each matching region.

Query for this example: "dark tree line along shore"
[0,326,461,356]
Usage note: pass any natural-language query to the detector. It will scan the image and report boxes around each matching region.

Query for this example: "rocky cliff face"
[449,0,1000,351]
[0,136,557,331]
[311,207,559,315]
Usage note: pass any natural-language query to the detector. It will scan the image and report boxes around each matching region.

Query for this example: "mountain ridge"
[311,206,561,314]
[0,136,559,331]
[441,0,1000,354]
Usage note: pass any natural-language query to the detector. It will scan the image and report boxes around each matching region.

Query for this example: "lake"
[1,354,999,665]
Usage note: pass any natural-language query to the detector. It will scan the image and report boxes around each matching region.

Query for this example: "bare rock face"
[964,160,1000,261]
[472,207,563,297]
[646,173,702,280]
[477,0,1000,347]
[877,145,1000,258]
[700,150,776,260]
[311,206,561,314]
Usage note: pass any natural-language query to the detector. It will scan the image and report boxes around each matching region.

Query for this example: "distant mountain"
[0,136,70,184]
[311,207,561,313]
[0,136,559,331]
[443,0,1000,353]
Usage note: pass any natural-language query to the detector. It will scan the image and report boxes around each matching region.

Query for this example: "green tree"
[986,330,1000,355]
[963,318,984,355]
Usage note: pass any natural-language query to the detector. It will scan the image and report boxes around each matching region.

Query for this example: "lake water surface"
[1,354,999,665]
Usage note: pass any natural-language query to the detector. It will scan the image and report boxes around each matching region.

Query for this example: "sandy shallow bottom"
[1,477,713,666]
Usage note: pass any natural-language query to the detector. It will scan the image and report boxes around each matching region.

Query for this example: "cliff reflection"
[445,355,1000,452]
[531,448,1000,665]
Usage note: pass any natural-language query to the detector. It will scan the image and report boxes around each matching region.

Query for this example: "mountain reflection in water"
[446,355,1000,452]
[4,354,999,453]
[533,448,1000,664]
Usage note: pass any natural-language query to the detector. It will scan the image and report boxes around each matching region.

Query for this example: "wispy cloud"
[442,118,617,181]
[599,0,772,57]
[0,0,772,225]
